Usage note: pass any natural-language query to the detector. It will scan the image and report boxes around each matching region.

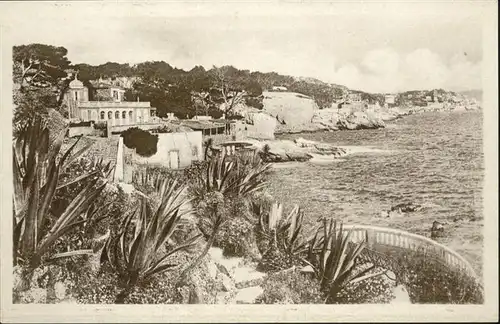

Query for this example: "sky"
[1,1,491,93]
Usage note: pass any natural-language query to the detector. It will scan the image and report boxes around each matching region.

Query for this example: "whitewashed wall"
[129,131,203,169]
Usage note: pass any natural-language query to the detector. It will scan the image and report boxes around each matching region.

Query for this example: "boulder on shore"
[248,138,348,163]
[281,107,410,133]
[336,111,386,130]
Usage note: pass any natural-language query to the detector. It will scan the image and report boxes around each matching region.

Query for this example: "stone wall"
[68,124,106,137]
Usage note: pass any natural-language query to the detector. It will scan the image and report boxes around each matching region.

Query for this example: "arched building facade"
[63,73,156,126]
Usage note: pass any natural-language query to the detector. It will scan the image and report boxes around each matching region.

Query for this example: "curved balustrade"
[342,225,480,283]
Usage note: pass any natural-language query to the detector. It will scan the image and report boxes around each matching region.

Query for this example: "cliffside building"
[271,86,288,92]
[63,73,156,126]
[347,92,362,103]
[385,94,396,105]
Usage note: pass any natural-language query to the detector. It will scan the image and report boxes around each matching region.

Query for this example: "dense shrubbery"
[245,96,264,110]
[334,265,395,304]
[255,269,325,304]
[394,252,484,304]
[121,127,158,157]
[214,216,255,257]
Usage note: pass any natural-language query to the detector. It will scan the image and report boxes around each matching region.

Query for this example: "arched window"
[100,112,105,120]
[108,111,112,119]
[129,111,133,119]
[115,111,120,119]
[122,111,126,119]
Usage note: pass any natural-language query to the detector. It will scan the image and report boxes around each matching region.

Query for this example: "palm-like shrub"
[51,157,114,217]
[181,155,271,277]
[100,178,201,303]
[256,202,309,272]
[191,154,271,202]
[190,154,270,244]
[306,219,379,303]
[13,117,107,270]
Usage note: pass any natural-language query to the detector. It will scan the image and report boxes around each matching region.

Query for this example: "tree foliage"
[121,127,159,157]
[12,44,72,135]
[13,44,71,90]
[13,42,388,123]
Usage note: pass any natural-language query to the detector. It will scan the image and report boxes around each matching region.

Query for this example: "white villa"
[385,94,396,105]
[63,73,156,126]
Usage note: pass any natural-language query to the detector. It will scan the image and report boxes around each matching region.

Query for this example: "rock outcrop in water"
[247,138,348,163]
[431,221,445,239]
[380,202,423,218]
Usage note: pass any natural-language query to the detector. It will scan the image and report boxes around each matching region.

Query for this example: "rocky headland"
[260,90,481,135]
[238,94,481,163]
[245,137,349,163]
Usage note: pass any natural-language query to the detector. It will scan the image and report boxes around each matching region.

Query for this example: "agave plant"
[13,116,107,270]
[306,219,380,303]
[259,203,308,255]
[100,177,201,303]
[256,202,309,272]
[194,154,271,199]
[190,154,271,242]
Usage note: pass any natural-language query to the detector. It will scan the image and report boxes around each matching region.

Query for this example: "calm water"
[268,111,484,272]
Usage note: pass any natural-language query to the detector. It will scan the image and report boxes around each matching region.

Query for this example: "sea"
[267,111,484,274]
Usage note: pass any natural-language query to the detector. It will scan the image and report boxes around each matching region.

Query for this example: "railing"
[342,225,480,282]
[77,101,151,108]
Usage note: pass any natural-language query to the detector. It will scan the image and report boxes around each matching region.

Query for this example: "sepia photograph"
[0,0,498,322]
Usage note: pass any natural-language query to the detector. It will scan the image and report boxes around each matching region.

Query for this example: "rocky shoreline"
[273,104,480,135]
[247,104,481,163]
[245,137,349,163]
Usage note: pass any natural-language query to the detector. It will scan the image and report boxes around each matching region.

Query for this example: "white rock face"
[262,91,317,127]
[311,108,340,130]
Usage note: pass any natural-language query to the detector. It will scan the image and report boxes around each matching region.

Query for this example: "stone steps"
[207,247,266,304]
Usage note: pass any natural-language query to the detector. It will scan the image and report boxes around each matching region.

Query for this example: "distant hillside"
[70,59,478,111]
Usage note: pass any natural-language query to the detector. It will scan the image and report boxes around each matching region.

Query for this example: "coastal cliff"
[261,91,480,135]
